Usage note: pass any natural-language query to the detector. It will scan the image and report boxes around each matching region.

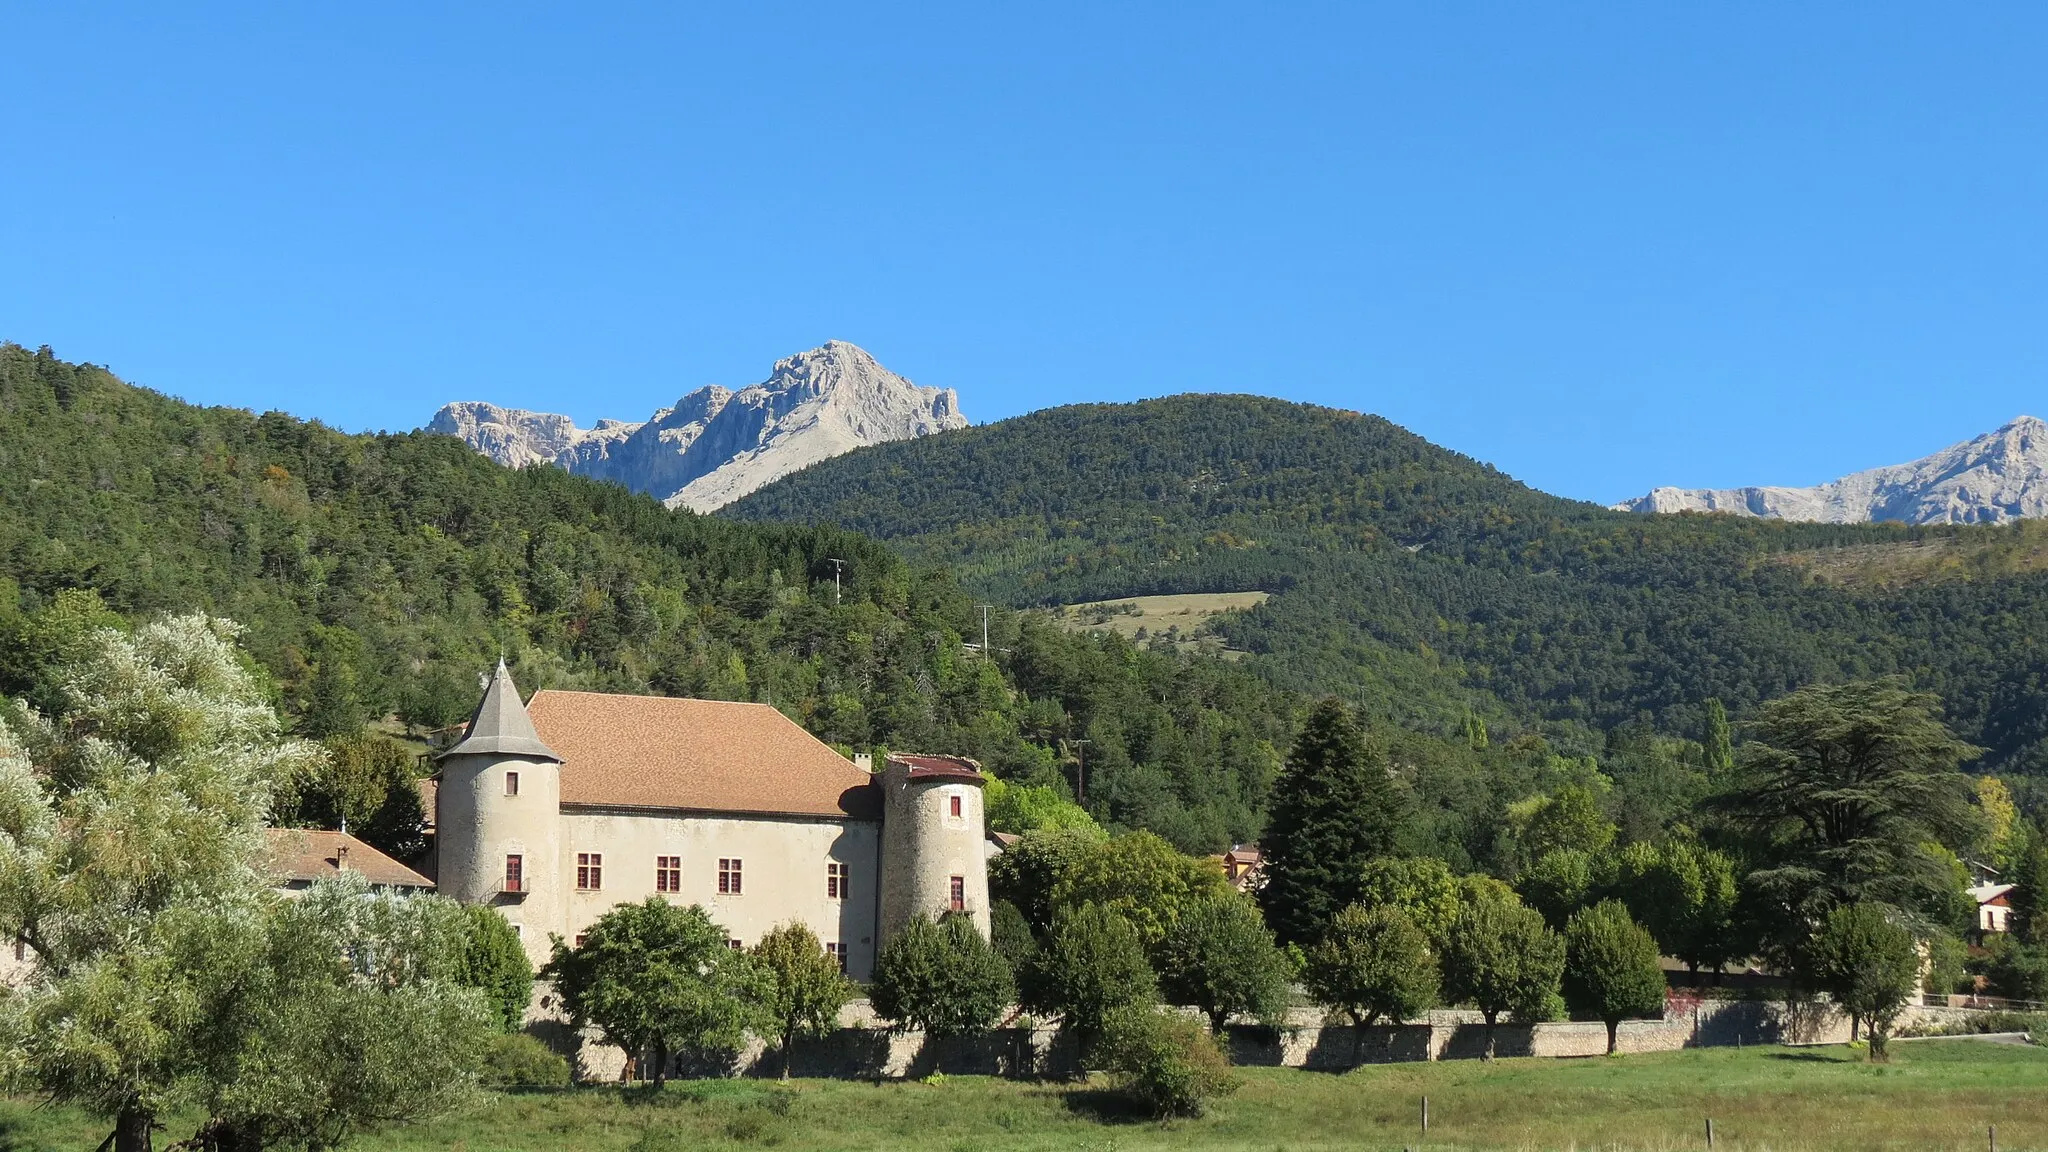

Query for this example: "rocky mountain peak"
[426,343,967,511]
[1616,415,2048,525]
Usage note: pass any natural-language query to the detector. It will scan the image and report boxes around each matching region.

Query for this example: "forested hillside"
[0,344,1295,850]
[728,395,2048,786]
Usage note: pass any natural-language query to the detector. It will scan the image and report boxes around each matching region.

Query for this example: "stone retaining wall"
[551,998,2010,1083]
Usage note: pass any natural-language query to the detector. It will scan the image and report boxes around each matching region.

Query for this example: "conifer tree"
[1703,697,1734,778]
[1257,698,1407,946]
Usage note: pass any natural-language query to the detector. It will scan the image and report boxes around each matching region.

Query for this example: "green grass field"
[1053,591,1268,657]
[4,1042,2044,1152]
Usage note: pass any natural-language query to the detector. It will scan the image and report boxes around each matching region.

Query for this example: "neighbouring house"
[264,827,436,895]
[1970,881,2015,935]
[1220,843,1264,891]
[3,827,435,990]
[422,661,991,982]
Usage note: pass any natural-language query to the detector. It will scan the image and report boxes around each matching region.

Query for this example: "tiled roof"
[264,828,435,890]
[436,661,562,763]
[888,753,985,784]
[527,690,880,820]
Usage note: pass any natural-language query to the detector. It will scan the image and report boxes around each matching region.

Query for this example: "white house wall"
[558,808,883,980]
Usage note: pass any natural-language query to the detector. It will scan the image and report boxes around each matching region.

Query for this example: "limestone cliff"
[428,342,967,512]
[1614,416,2048,524]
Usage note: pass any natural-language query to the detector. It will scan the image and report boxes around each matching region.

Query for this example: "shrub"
[480,1034,572,1088]
[1099,1007,1238,1118]
[990,899,1038,973]
[455,904,535,1032]
[1922,931,1970,996]
[1983,936,2048,1002]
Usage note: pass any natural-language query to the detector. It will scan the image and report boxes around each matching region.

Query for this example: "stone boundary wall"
[547,998,2012,1083]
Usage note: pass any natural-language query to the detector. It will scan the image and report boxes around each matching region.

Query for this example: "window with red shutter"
[949,875,965,912]
[504,854,524,893]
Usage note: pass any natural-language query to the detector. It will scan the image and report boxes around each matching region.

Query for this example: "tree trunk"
[1869,1021,1890,1063]
[781,1026,794,1081]
[1605,1019,1619,1056]
[1849,1014,1861,1043]
[113,1104,154,1152]
[651,1040,669,1087]
[1483,1011,1498,1061]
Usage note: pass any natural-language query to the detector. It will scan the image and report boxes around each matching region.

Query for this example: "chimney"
[853,752,874,773]
[335,843,351,871]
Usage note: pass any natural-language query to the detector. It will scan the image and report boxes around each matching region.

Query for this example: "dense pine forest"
[728,395,2048,794]
[0,344,1296,851]
[10,341,2047,868]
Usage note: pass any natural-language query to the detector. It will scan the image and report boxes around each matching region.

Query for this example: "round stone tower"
[432,660,564,969]
[878,754,991,946]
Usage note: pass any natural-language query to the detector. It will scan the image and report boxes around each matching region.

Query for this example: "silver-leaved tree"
[0,614,494,1152]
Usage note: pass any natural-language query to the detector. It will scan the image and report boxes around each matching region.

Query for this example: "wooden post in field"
[1989,1123,1997,1152]
[1421,1095,1428,1134]
[1705,1117,1715,1148]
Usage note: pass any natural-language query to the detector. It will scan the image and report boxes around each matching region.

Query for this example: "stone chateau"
[422,662,992,980]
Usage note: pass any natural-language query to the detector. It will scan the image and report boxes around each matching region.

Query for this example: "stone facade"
[431,663,985,982]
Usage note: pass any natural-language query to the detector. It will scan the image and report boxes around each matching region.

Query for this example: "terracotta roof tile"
[888,753,986,784]
[527,691,880,819]
[264,829,434,890]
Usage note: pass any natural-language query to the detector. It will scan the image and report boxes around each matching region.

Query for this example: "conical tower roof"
[434,660,562,762]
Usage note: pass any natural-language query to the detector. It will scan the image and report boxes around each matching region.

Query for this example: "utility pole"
[976,604,993,661]
[826,558,846,607]
[1071,737,1092,806]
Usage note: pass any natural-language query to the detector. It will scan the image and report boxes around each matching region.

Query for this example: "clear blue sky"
[4,5,2043,504]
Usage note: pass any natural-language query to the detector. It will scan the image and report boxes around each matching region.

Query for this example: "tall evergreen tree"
[1720,678,1981,947]
[1703,697,1734,778]
[1257,698,1407,946]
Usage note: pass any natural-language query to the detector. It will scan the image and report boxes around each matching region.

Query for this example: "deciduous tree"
[751,923,855,1080]
[0,614,323,1152]
[1156,891,1291,1031]
[870,913,1014,1040]
[1562,900,1666,1055]
[1303,904,1439,1057]
[1440,894,1563,1058]
[1025,902,1157,1059]
[1807,903,1919,1062]
[543,899,770,1085]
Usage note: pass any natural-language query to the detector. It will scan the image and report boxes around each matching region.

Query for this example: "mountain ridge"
[429,341,967,511]
[1615,416,2048,524]
[726,391,2048,775]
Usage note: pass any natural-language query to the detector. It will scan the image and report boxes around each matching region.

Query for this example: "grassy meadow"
[1054,591,1269,657]
[4,1041,2045,1152]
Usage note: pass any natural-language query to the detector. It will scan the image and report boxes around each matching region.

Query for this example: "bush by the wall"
[1099,1007,1238,1118]
[480,1034,572,1088]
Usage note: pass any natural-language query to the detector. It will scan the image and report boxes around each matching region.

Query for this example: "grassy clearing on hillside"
[1054,591,1269,655]
[1776,522,2048,588]
[4,1042,2044,1151]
